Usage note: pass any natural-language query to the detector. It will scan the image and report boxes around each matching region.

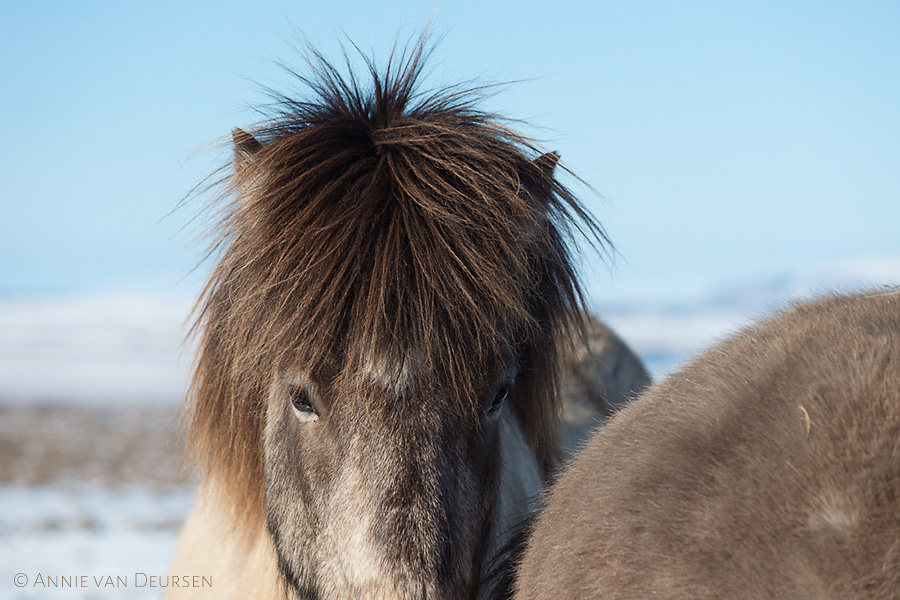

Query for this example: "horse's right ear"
[534,151,560,178]
[233,128,263,165]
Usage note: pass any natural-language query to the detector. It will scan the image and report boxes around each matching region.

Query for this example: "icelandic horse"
[169,36,649,600]
[516,290,900,600]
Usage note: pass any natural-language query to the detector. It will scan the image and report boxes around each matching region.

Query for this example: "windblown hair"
[187,35,607,527]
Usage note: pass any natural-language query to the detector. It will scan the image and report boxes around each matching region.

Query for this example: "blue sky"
[3,1,898,302]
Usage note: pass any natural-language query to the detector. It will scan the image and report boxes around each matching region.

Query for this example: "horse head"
[183,37,607,599]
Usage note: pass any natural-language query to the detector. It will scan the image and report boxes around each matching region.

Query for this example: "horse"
[515,290,900,600]
[168,37,649,600]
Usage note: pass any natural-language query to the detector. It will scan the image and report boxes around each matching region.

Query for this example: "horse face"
[262,346,518,599]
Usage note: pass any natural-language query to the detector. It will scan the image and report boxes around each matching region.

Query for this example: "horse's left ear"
[233,128,263,166]
[534,151,560,178]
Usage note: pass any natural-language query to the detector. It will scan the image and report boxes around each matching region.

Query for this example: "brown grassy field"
[0,402,193,490]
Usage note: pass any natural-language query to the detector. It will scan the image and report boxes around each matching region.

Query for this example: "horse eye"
[489,386,509,413]
[289,386,318,420]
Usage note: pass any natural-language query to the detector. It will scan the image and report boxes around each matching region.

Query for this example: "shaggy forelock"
[187,34,607,528]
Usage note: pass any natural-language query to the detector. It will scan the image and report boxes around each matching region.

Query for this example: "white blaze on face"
[319,458,392,593]
[266,369,444,598]
[317,452,450,599]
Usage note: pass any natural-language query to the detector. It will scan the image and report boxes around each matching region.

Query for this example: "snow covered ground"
[0,292,195,598]
[1,257,898,598]
[2,485,194,599]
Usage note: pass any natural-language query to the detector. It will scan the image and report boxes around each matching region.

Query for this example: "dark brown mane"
[187,35,608,528]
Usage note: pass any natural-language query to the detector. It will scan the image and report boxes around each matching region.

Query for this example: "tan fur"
[516,290,900,600]
[168,480,283,600]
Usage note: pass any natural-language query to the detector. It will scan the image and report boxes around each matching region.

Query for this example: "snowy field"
[1,258,898,598]
[0,292,195,598]
[2,486,193,599]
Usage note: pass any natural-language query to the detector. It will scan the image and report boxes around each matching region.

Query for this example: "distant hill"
[2,256,897,403]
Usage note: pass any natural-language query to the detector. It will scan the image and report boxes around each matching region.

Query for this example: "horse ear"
[534,151,560,177]
[233,128,263,165]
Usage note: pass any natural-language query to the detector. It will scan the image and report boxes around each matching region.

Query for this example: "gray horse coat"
[517,290,900,600]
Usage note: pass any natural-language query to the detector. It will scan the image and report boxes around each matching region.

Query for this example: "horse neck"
[476,408,545,599]
[497,407,544,526]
